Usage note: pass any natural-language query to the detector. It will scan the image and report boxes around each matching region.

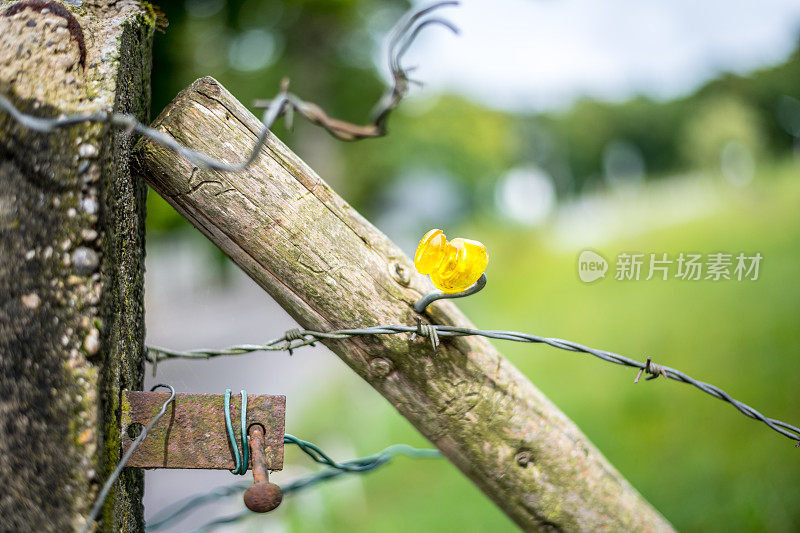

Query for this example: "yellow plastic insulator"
[414,229,488,293]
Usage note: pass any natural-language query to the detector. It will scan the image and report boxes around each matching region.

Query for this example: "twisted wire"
[0,2,458,170]
[285,433,440,472]
[146,439,440,532]
[147,324,800,445]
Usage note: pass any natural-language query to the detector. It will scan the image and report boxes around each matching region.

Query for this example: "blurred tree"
[679,95,765,172]
[343,94,517,212]
[520,38,800,194]
[146,2,800,233]
[147,0,408,234]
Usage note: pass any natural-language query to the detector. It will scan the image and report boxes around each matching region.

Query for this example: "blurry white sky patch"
[495,167,556,225]
[403,0,800,111]
[547,174,723,251]
[228,28,279,71]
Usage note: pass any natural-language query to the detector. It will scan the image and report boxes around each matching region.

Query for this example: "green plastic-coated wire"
[145,438,441,531]
[239,392,249,474]
[224,389,249,475]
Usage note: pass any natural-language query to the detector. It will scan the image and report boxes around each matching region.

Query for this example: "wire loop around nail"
[225,389,249,475]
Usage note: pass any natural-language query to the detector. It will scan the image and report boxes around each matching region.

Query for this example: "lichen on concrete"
[0,0,154,531]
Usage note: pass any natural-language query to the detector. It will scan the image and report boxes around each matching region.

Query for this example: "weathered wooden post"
[0,1,154,530]
[135,77,675,532]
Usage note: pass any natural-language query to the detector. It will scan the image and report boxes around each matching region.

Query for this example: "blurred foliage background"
[144,0,800,531]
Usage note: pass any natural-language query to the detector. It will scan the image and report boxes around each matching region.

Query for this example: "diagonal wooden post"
[134,77,674,532]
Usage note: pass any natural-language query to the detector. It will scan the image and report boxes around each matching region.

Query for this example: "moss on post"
[135,77,675,532]
[0,1,153,530]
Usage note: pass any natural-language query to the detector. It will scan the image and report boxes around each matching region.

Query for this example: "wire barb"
[634,356,668,382]
[413,316,440,351]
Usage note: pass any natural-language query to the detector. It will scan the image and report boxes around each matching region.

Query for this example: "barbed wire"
[0,3,459,530]
[0,1,459,170]
[146,437,440,532]
[82,384,176,533]
[253,1,458,141]
[147,322,800,445]
[3,3,797,531]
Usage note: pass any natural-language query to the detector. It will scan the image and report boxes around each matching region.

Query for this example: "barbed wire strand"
[3,2,795,529]
[81,384,176,533]
[0,3,459,529]
[146,438,440,532]
[147,324,800,445]
[0,1,458,171]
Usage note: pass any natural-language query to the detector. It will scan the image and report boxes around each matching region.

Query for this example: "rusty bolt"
[243,425,283,513]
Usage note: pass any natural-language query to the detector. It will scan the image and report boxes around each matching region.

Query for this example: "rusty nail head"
[243,424,283,513]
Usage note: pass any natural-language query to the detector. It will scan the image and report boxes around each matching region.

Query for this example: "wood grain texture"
[134,77,674,532]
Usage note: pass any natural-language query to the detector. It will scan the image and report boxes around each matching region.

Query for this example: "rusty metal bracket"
[121,391,285,470]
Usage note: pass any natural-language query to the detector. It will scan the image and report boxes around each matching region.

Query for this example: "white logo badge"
[578,250,608,283]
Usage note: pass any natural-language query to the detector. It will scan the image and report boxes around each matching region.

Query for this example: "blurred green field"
[255,160,800,533]
[142,4,800,530]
